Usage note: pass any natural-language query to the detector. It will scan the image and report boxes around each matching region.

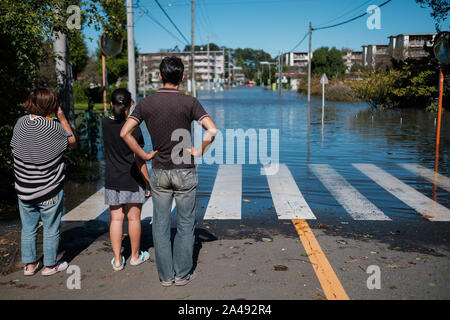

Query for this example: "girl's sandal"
[129,251,150,266]
[24,261,41,276]
[111,256,125,271]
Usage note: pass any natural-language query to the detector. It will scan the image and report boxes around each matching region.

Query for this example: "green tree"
[311,47,346,77]
[415,0,450,30]
[69,30,89,80]
[96,0,135,85]
[0,0,120,208]
[232,48,274,82]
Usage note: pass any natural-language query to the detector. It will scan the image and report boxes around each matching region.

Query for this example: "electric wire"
[153,0,190,44]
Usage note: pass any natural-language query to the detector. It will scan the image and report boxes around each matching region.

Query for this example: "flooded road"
[65,87,450,226]
[3,87,450,299]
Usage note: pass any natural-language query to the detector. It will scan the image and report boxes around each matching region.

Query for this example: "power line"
[153,0,190,44]
[138,2,187,45]
[314,0,373,28]
[313,0,393,31]
[289,31,309,52]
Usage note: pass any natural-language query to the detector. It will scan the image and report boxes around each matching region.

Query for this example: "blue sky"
[83,0,443,57]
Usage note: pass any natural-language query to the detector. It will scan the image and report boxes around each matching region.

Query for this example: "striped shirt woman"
[10,88,76,276]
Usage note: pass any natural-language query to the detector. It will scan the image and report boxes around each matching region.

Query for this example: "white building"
[388,33,436,59]
[362,44,390,69]
[283,51,311,69]
[341,50,363,72]
[138,51,225,90]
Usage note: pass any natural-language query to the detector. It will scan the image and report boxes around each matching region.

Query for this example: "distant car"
[245,83,255,87]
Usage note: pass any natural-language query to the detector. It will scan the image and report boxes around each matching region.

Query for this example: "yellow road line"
[292,219,350,300]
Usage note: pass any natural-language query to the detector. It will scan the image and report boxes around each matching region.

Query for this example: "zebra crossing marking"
[399,163,450,193]
[310,164,390,221]
[265,164,316,220]
[141,198,176,220]
[204,164,242,220]
[62,187,108,221]
[354,164,450,222]
[62,164,450,222]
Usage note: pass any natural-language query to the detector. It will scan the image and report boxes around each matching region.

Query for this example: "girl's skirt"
[104,186,145,205]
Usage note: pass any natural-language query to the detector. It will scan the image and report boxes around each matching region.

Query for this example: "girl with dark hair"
[102,88,157,271]
[11,88,76,276]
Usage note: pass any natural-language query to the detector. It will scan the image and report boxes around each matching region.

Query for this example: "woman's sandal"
[24,261,41,276]
[111,256,125,271]
[129,251,150,266]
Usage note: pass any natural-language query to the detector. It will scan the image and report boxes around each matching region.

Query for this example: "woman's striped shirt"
[10,115,71,203]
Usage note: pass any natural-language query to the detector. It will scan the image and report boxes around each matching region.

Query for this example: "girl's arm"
[135,155,151,197]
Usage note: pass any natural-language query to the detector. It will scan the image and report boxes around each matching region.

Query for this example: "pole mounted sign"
[320,73,329,124]
[99,33,123,112]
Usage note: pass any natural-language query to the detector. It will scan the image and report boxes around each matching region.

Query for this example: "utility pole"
[307,21,312,103]
[228,48,231,87]
[207,35,210,90]
[53,31,75,130]
[191,0,196,97]
[278,52,282,95]
[143,62,147,98]
[127,0,136,102]
[221,48,225,87]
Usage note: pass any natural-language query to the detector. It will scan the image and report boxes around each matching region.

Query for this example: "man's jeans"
[18,189,65,266]
[150,167,197,282]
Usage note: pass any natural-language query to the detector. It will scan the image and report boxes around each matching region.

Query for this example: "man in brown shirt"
[121,56,217,286]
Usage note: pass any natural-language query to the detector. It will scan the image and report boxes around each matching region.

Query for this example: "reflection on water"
[66,87,449,220]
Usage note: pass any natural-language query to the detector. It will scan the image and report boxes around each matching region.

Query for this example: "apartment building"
[388,33,436,59]
[362,44,390,69]
[283,51,311,67]
[138,51,225,90]
[341,50,363,72]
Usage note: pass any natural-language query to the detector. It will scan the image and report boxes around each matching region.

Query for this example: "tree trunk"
[52,31,76,131]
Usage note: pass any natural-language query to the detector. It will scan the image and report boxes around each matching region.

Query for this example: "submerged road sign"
[321,74,329,124]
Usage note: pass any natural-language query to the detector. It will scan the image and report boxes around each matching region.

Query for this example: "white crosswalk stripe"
[310,164,390,221]
[264,164,316,220]
[399,163,450,193]
[61,164,450,223]
[354,164,450,222]
[141,198,176,220]
[62,188,108,221]
[204,164,242,220]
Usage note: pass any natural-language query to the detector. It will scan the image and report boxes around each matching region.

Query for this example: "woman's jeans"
[18,189,64,266]
[150,167,198,282]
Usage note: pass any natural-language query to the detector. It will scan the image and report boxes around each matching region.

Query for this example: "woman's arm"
[56,107,76,149]
[135,155,151,197]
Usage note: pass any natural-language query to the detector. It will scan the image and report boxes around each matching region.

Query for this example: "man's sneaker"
[175,272,197,286]
[41,261,68,276]
[160,279,174,287]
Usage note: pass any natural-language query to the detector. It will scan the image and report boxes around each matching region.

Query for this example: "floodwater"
[65,87,450,223]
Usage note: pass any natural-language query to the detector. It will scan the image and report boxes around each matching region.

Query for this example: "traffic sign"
[320,73,329,85]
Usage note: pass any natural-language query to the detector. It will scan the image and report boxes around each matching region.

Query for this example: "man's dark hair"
[160,56,184,85]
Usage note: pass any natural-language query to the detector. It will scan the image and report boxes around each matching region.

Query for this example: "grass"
[74,103,106,111]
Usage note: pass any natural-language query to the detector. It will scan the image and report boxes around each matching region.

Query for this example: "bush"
[352,57,447,109]
[297,75,356,102]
